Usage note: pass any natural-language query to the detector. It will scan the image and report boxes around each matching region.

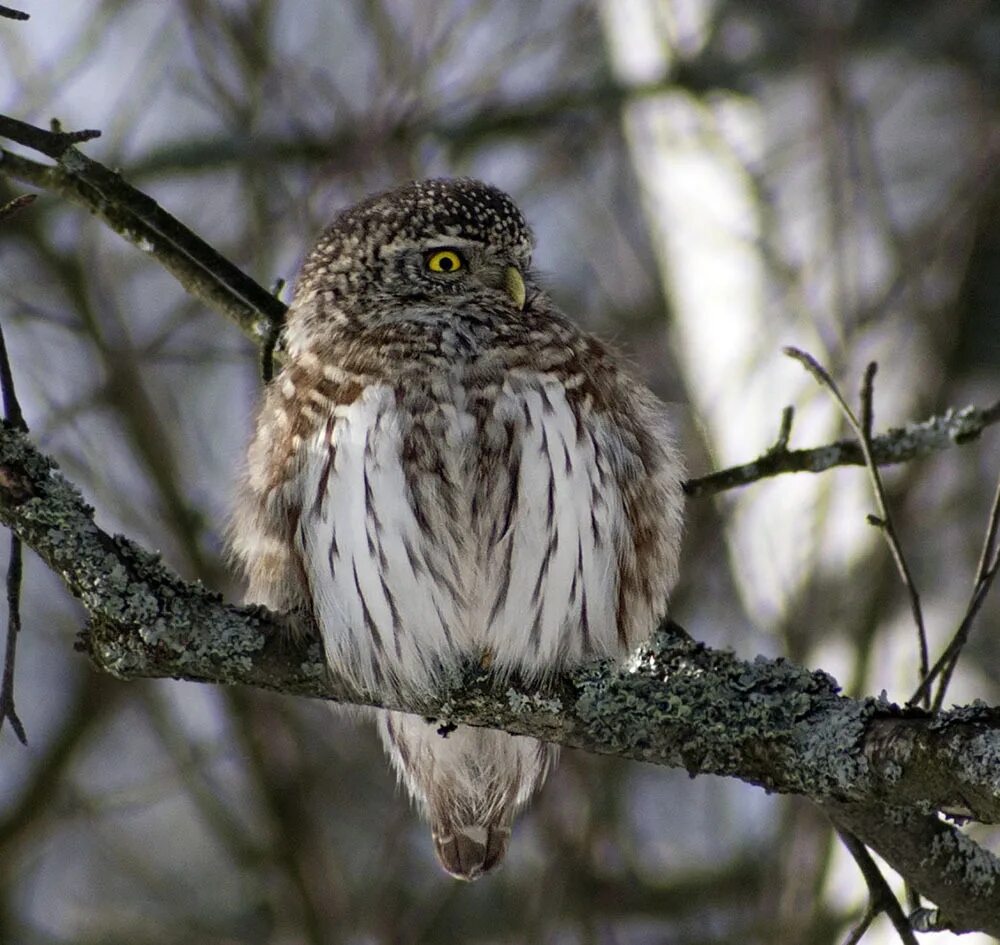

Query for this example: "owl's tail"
[378,710,556,881]
[431,819,510,881]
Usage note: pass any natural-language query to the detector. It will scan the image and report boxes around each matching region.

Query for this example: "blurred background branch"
[0,116,285,345]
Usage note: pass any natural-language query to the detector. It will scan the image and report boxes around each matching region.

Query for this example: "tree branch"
[0,194,31,746]
[835,827,918,945]
[913,470,1000,710]
[684,399,1000,497]
[0,419,999,933]
[0,117,285,347]
[823,799,1000,937]
[784,349,929,693]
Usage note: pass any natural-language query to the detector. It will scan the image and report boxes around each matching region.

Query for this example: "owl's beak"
[504,266,526,310]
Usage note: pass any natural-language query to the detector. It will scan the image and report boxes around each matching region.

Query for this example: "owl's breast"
[295,378,477,693]
[469,373,626,677]
[295,367,629,693]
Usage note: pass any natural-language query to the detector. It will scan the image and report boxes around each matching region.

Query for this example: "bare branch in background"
[835,828,918,945]
[784,348,929,697]
[118,73,750,181]
[911,472,1000,710]
[0,115,286,347]
[684,398,1000,497]
[0,530,25,746]
[0,116,101,157]
[0,186,33,745]
[0,6,28,22]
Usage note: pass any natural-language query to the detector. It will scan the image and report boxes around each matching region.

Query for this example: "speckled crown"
[298,178,534,292]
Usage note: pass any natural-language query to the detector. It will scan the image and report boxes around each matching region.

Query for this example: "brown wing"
[228,355,363,614]
[561,335,686,651]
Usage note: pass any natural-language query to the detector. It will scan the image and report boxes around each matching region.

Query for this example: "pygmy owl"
[230,178,685,880]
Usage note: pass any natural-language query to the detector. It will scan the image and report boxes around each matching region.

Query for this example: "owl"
[230,178,685,880]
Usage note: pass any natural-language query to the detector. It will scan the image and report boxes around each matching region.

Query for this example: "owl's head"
[287,178,535,348]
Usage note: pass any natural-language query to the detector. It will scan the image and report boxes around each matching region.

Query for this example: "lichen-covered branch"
[823,800,1000,936]
[1,419,999,934]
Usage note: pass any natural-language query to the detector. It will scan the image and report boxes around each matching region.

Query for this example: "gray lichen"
[505,687,563,715]
[926,829,999,896]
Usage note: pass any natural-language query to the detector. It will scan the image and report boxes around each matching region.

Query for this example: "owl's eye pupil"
[426,249,464,273]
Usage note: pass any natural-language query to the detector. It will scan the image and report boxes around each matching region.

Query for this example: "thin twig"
[904,885,923,933]
[767,405,795,454]
[0,323,27,744]
[683,398,1000,498]
[0,328,25,433]
[909,471,1000,709]
[0,5,29,21]
[1,533,26,744]
[784,347,929,700]
[860,363,876,439]
[836,829,919,945]
[842,903,876,945]
[0,114,100,158]
[261,279,286,383]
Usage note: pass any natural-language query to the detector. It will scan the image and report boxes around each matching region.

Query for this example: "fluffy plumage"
[230,178,685,879]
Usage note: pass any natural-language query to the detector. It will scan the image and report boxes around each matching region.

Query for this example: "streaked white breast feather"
[296,374,627,693]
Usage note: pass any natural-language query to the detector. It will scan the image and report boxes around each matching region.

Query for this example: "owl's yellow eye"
[426,249,464,273]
